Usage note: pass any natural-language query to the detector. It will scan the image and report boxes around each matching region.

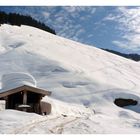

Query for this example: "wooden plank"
[23,90,27,105]
[0,86,25,98]
[5,96,8,109]
[24,85,51,96]
[22,90,27,112]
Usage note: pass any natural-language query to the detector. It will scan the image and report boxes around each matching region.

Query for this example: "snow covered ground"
[1,24,140,133]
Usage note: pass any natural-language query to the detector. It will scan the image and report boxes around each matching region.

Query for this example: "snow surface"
[1,72,37,91]
[1,24,140,133]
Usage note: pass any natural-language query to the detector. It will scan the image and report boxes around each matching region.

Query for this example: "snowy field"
[1,24,140,133]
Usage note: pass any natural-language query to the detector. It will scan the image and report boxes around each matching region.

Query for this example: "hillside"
[1,24,140,133]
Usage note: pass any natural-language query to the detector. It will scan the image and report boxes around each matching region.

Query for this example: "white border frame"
[0,0,140,6]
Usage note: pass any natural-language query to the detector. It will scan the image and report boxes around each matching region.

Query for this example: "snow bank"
[1,72,37,90]
[0,100,5,111]
[0,110,42,134]
[42,96,94,117]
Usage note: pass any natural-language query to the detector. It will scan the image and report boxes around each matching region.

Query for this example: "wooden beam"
[5,96,8,109]
[23,90,27,112]
[23,90,27,105]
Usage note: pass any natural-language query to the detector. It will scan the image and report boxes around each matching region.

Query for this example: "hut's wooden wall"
[5,91,44,114]
[40,101,52,115]
[1,89,51,115]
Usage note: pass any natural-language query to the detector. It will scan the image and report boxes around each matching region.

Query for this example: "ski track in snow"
[10,116,61,134]
[9,115,81,134]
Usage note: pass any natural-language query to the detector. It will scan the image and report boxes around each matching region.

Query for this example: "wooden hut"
[0,73,52,114]
[0,85,51,114]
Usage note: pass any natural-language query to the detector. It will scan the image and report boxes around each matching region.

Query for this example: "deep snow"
[1,72,37,91]
[1,24,140,133]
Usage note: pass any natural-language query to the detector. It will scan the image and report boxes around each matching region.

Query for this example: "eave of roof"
[0,85,51,98]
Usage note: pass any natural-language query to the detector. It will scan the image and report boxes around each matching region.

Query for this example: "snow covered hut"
[0,72,51,114]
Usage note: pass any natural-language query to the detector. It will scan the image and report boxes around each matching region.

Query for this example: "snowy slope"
[1,24,140,133]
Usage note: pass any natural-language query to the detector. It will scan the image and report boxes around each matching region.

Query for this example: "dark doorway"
[114,98,138,107]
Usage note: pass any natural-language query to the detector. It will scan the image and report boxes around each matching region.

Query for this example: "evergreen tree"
[0,11,56,35]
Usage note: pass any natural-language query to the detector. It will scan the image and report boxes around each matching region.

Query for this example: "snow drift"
[1,24,140,133]
[1,72,36,91]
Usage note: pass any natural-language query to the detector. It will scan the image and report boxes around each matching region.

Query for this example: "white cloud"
[112,41,128,49]
[105,7,140,51]
[87,34,93,38]
[103,13,119,21]
[42,11,50,18]
[63,6,78,13]
[0,6,96,45]
[40,6,96,42]
[91,8,96,14]
[75,29,85,36]
[117,7,140,33]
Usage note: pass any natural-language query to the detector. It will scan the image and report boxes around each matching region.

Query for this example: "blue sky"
[0,6,140,54]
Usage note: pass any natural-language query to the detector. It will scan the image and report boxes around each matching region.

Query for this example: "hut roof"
[0,85,51,99]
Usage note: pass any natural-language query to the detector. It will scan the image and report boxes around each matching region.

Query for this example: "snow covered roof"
[1,72,37,91]
[0,72,51,97]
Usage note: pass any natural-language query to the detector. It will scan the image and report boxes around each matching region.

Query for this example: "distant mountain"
[0,11,56,35]
[102,48,140,61]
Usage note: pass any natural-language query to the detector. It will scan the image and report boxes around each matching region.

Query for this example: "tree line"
[102,48,140,62]
[0,11,56,35]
